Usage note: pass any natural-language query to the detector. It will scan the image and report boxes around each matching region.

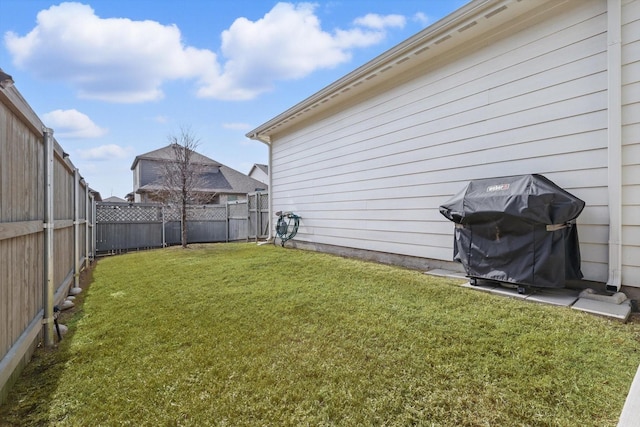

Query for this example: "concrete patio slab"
[526,288,580,307]
[488,285,529,299]
[447,277,634,322]
[460,282,498,293]
[425,269,466,279]
[572,298,632,321]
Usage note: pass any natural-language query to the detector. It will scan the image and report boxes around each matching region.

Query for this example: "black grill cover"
[439,174,585,288]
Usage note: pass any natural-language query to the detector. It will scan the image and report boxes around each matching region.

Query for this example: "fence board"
[0,220,43,240]
[1,84,96,403]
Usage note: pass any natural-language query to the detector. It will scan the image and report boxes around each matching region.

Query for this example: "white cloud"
[222,122,251,130]
[4,2,406,102]
[353,13,405,30]
[413,12,431,26]
[42,109,107,138]
[198,3,405,100]
[5,2,217,103]
[77,144,133,161]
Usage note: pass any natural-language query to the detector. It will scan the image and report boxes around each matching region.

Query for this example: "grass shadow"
[0,265,95,426]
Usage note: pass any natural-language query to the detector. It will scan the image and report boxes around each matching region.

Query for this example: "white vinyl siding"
[269,0,631,285]
[621,0,640,286]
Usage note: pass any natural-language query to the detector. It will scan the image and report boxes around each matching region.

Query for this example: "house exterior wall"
[139,159,160,187]
[269,0,638,286]
[132,160,157,203]
[133,164,139,195]
[621,0,640,285]
[249,167,269,186]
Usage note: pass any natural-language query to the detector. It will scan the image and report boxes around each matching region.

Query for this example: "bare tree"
[155,126,209,248]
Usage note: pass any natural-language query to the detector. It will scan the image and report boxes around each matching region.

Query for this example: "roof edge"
[246,0,504,142]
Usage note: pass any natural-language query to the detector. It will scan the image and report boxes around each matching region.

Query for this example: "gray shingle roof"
[133,144,267,195]
[131,144,222,170]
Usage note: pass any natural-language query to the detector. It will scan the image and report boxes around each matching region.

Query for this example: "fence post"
[91,194,96,259]
[161,205,166,247]
[246,199,250,243]
[254,193,259,242]
[85,183,90,269]
[43,128,55,348]
[258,193,264,240]
[72,169,81,292]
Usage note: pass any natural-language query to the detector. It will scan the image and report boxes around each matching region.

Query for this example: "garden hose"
[53,305,62,341]
[275,211,300,247]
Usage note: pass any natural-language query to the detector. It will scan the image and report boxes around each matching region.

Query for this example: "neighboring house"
[248,163,269,186]
[102,196,127,203]
[130,144,266,204]
[248,0,639,292]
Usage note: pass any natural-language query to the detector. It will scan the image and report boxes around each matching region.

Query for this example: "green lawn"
[2,243,639,426]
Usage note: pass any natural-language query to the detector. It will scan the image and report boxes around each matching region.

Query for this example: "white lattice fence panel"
[97,204,162,223]
[259,194,268,211]
[164,206,181,222]
[163,205,227,221]
[188,206,226,221]
[248,193,269,211]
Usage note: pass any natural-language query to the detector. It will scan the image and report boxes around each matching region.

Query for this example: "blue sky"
[1,0,466,198]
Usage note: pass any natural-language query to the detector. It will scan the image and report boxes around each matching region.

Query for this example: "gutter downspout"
[250,133,273,242]
[267,139,273,241]
[606,0,622,292]
[43,128,55,347]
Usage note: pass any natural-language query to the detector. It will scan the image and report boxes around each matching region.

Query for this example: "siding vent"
[414,46,430,55]
[485,5,507,19]
[365,74,377,80]
[435,34,452,44]
[458,21,477,32]
[353,81,364,87]
[395,57,410,65]
[341,87,351,93]
[320,98,329,103]
[330,93,340,98]
[380,65,392,73]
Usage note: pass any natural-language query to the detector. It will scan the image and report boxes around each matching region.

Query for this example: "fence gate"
[248,192,269,241]
[227,200,248,242]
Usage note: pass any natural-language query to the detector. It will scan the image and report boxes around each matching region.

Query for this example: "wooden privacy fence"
[95,192,269,253]
[0,81,97,403]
